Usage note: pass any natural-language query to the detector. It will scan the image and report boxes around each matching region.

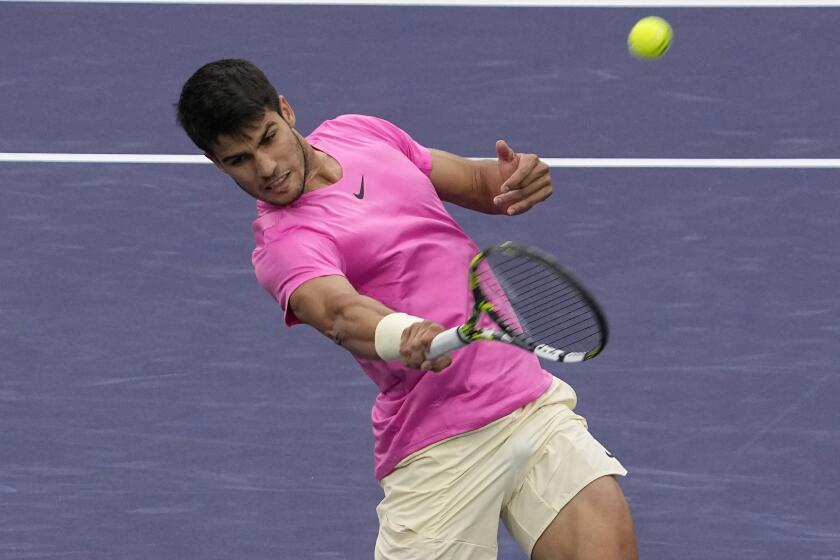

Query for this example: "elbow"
[289,279,387,359]
[291,287,347,338]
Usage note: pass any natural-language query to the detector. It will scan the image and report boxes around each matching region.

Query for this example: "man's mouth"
[265,171,290,193]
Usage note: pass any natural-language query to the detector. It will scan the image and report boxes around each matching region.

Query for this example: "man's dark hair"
[176,59,281,154]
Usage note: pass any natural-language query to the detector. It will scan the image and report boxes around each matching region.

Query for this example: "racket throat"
[426,326,472,359]
[462,324,513,344]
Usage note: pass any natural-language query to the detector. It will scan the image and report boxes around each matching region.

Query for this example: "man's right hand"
[400,321,453,372]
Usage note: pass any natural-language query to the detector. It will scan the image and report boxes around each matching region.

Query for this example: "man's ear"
[278,95,296,128]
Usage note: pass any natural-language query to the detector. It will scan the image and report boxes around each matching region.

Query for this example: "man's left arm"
[428,140,553,215]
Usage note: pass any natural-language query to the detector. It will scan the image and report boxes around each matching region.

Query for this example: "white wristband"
[375,312,424,361]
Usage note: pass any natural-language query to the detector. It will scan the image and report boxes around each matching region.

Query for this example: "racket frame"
[427,242,608,363]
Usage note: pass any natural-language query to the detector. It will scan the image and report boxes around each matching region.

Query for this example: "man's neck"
[304,143,343,190]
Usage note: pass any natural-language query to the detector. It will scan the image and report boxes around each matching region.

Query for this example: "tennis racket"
[427,241,608,363]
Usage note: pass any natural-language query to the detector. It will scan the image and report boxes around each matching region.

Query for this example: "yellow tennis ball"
[628,16,673,59]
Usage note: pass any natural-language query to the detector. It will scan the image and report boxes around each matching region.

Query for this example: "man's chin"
[259,188,300,207]
[236,179,298,206]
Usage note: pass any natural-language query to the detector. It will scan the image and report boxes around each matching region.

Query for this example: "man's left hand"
[492,140,553,216]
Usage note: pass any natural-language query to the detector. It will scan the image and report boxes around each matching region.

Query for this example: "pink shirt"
[252,115,551,479]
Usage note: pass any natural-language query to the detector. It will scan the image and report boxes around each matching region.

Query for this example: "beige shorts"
[375,378,627,559]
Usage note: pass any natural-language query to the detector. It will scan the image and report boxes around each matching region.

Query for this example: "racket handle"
[427,326,470,359]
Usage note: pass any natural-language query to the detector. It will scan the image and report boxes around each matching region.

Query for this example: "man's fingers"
[499,154,541,192]
[417,354,451,371]
[506,185,553,215]
[399,324,425,365]
[495,173,551,202]
[422,356,452,372]
[494,174,552,207]
[400,322,451,370]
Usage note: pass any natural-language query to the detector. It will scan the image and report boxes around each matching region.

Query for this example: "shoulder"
[252,223,343,283]
[311,114,415,144]
[310,114,432,174]
[322,113,396,130]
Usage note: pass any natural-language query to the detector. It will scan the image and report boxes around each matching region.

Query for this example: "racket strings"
[477,253,603,353]
[515,292,585,320]
[484,261,583,321]
[490,260,583,313]
[534,308,598,336]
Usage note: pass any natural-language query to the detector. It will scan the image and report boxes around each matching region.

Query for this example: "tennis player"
[177,59,636,560]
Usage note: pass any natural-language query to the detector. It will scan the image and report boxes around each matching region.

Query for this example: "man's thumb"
[496,140,515,162]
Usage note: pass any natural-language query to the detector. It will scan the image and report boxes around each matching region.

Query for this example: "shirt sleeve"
[252,229,345,327]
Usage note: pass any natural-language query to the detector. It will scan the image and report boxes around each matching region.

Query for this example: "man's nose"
[255,151,277,179]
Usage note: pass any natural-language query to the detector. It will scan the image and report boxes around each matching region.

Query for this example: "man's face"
[210,106,305,206]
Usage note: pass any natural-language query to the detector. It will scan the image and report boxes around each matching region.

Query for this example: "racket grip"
[427,327,470,359]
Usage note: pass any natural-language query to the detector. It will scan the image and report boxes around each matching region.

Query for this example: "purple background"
[1,4,838,559]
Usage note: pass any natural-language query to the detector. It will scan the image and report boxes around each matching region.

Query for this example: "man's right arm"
[288,275,452,371]
[290,275,393,358]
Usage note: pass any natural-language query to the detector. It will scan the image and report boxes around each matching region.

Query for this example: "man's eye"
[262,133,275,145]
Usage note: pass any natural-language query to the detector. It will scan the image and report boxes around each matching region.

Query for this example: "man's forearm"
[324,294,394,358]
[471,159,507,215]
